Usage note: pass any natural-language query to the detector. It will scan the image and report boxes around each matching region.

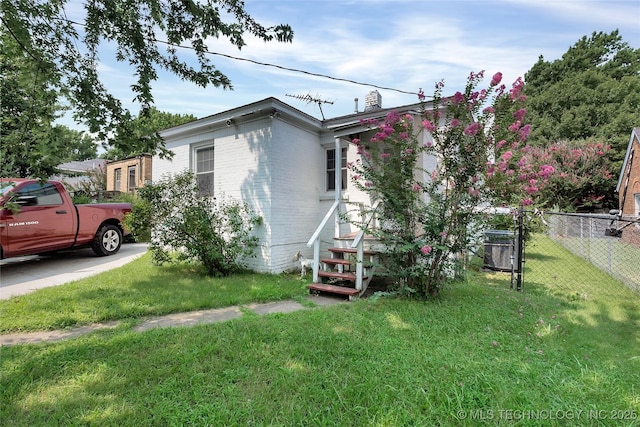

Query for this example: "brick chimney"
[364,90,382,111]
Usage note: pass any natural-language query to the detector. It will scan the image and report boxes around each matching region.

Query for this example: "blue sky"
[65,0,640,127]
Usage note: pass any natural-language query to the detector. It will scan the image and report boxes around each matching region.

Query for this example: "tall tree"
[523,30,640,164]
[1,31,62,177]
[101,108,197,160]
[51,126,99,161]
[1,0,293,172]
[1,32,99,178]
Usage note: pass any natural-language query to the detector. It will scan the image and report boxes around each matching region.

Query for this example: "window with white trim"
[196,145,214,196]
[326,147,347,191]
[635,193,640,227]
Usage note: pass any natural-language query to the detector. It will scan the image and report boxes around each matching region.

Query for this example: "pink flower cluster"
[538,164,555,179]
[463,122,481,136]
[423,120,437,132]
[420,245,432,255]
[490,72,503,87]
[509,77,525,101]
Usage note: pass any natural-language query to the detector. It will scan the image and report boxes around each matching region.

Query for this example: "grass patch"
[545,233,640,293]
[0,253,308,333]
[525,234,639,300]
[1,236,639,426]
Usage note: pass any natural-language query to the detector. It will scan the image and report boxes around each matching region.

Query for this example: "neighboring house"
[153,94,439,280]
[52,159,107,189]
[615,127,640,247]
[105,154,153,194]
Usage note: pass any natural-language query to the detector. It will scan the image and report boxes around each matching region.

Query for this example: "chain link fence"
[542,212,639,294]
[481,211,639,296]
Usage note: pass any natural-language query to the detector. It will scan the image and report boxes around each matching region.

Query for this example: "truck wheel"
[92,224,122,256]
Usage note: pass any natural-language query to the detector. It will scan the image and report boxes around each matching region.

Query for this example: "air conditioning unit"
[483,230,517,272]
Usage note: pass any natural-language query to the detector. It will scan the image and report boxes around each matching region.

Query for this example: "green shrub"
[137,171,262,276]
[122,195,153,242]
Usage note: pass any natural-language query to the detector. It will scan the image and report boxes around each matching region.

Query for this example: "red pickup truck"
[0,179,132,259]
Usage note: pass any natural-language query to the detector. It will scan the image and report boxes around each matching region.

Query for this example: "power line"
[157,39,420,96]
[62,18,420,96]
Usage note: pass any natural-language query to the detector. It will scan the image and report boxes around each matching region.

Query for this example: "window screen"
[196,146,214,196]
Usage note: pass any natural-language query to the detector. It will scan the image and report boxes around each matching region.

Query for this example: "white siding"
[268,119,324,272]
[154,115,326,274]
[151,100,438,275]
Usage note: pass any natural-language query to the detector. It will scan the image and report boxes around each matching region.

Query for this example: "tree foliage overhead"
[523,30,640,164]
[1,0,293,158]
[101,108,197,160]
[0,32,98,177]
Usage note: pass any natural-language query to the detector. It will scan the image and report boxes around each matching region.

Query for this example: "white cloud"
[59,0,640,127]
[504,0,640,29]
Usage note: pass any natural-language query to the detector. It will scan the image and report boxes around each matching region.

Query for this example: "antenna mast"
[286,93,334,120]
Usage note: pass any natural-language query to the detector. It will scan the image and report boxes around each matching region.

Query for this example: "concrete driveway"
[0,243,148,300]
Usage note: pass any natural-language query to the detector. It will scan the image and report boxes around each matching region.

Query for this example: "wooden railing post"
[355,240,364,290]
[307,199,340,283]
[350,200,380,290]
[312,239,320,283]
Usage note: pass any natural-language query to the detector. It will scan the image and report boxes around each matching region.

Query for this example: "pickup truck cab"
[0,178,132,259]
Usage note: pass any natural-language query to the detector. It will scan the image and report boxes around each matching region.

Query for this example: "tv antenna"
[286,93,334,120]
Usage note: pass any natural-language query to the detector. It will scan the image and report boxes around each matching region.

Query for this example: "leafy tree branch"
[1,0,293,161]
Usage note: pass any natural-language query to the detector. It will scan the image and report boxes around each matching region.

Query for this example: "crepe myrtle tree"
[485,80,616,211]
[349,71,545,297]
[127,171,262,276]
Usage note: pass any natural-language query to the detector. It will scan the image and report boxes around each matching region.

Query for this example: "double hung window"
[128,166,136,192]
[196,145,215,196]
[326,147,347,191]
[114,169,122,192]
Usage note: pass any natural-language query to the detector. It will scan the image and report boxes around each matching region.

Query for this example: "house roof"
[57,159,106,174]
[616,127,640,193]
[323,101,430,137]
[158,96,434,140]
[159,97,322,139]
[105,153,153,165]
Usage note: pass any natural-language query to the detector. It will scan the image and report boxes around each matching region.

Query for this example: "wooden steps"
[316,271,368,281]
[320,257,351,266]
[328,247,376,255]
[307,245,379,300]
[307,282,360,300]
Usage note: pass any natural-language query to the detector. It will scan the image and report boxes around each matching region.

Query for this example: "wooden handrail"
[307,199,340,247]
[307,199,340,283]
[351,199,380,249]
[350,200,380,291]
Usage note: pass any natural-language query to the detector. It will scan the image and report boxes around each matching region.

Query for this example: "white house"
[153,94,438,295]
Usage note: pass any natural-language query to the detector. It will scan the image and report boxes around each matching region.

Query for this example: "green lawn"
[0,253,308,333]
[546,234,640,293]
[1,236,639,426]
